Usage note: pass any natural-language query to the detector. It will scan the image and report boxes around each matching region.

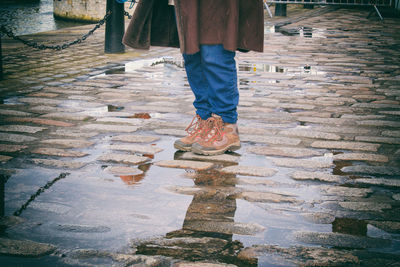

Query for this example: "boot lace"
[202,117,224,142]
[185,115,203,137]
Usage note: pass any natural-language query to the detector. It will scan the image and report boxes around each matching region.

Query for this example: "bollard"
[105,0,125,53]
[275,4,287,16]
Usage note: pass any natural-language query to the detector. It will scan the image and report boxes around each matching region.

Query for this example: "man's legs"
[191,45,240,155]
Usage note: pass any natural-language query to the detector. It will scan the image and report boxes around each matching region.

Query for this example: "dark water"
[0,0,89,36]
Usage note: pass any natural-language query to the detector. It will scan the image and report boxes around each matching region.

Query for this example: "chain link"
[13,172,70,217]
[0,11,112,51]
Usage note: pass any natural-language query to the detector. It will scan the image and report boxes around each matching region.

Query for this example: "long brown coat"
[122,0,264,54]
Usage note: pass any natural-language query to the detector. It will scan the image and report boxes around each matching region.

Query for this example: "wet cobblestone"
[0,5,399,267]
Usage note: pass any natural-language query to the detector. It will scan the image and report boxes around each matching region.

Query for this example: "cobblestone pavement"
[0,6,400,267]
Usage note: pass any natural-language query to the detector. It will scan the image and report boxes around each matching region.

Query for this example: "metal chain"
[13,172,70,216]
[0,11,111,51]
[124,11,132,19]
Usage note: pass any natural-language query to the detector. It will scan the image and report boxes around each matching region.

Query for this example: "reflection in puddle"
[239,63,286,73]
[279,26,326,38]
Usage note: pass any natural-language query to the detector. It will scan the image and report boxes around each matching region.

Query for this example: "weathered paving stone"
[174,262,237,267]
[81,124,138,133]
[50,129,99,138]
[96,117,147,126]
[294,231,391,249]
[354,178,400,188]
[153,128,187,137]
[247,146,322,158]
[0,109,32,116]
[98,153,150,165]
[155,160,213,171]
[5,117,74,127]
[18,97,62,105]
[109,144,163,155]
[338,201,391,212]
[237,245,359,266]
[270,157,333,169]
[382,130,400,137]
[41,139,94,148]
[368,221,400,234]
[111,134,160,143]
[220,165,277,177]
[180,152,239,163]
[0,144,28,152]
[31,158,86,169]
[0,238,56,257]
[310,141,380,152]
[296,117,352,125]
[291,171,346,183]
[356,120,400,127]
[40,112,91,121]
[333,153,389,162]
[313,126,374,135]
[104,166,143,175]
[183,221,265,236]
[32,148,88,157]
[240,191,299,203]
[0,155,12,162]
[320,186,372,197]
[241,135,301,145]
[0,133,37,143]
[341,165,400,176]
[279,128,341,140]
[0,125,47,133]
[355,136,400,144]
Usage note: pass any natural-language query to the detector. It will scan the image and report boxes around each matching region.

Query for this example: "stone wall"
[53,0,135,22]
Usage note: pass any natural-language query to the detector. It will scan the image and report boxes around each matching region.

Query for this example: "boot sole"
[174,142,192,152]
[192,142,241,156]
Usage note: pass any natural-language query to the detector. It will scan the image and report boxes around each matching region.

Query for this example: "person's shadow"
[135,160,258,266]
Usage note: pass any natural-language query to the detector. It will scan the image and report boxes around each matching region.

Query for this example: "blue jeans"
[183,45,238,124]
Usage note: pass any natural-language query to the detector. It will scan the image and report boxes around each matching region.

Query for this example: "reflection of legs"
[183,52,212,121]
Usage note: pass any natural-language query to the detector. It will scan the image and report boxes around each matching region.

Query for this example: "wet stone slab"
[40,112,91,121]
[310,141,380,152]
[220,165,277,177]
[291,171,346,183]
[98,153,150,165]
[41,139,94,148]
[270,157,333,169]
[179,152,239,163]
[81,124,139,133]
[241,135,301,145]
[0,144,28,152]
[355,136,400,144]
[247,146,322,158]
[341,165,400,176]
[0,155,12,162]
[111,134,160,143]
[0,109,33,116]
[183,221,265,236]
[320,186,372,197]
[155,160,214,171]
[368,221,400,234]
[240,191,299,203]
[5,117,74,127]
[49,129,99,138]
[279,128,341,140]
[104,166,143,176]
[354,178,400,188]
[0,125,47,133]
[56,224,111,233]
[338,201,391,212]
[0,133,37,143]
[0,238,56,257]
[31,148,88,157]
[153,128,187,137]
[31,158,87,169]
[294,231,391,249]
[333,153,389,162]
[109,144,163,155]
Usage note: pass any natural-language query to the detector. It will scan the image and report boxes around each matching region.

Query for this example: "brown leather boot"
[174,115,206,151]
[192,114,241,156]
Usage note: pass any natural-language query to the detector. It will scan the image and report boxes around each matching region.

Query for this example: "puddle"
[239,63,286,73]
[278,26,327,38]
